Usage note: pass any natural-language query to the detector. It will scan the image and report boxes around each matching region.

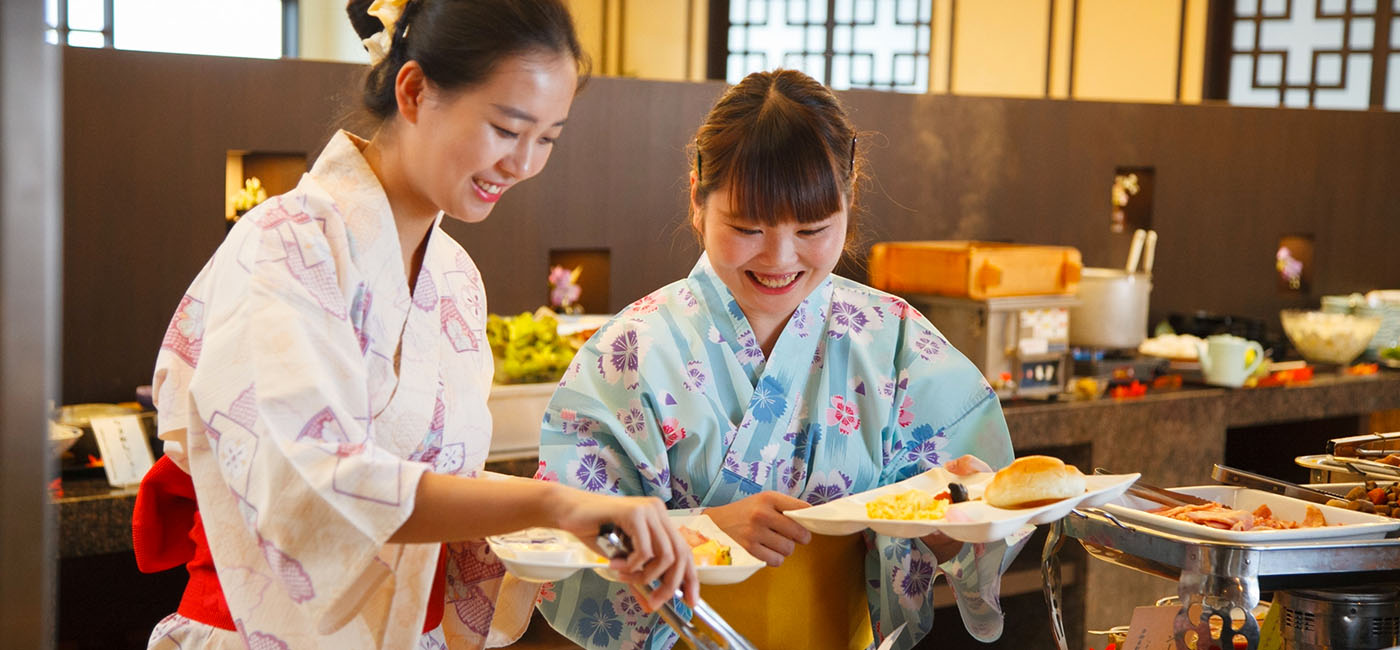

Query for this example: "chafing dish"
[1043,508,1400,650]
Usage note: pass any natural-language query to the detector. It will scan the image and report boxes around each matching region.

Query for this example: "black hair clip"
[850,135,857,172]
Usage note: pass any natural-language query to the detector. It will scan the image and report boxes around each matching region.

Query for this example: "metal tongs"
[1328,431,1400,459]
[1094,467,1211,508]
[595,524,758,650]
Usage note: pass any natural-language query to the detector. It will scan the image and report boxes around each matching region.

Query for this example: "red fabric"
[132,455,235,630]
[423,544,447,633]
[134,455,448,635]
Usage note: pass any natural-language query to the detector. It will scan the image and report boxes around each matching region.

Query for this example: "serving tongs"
[1094,467,1210,508]
[1328,431,1400,459]
[1210,464,1345,504]
[595,524,758,650]
[1325,432,1400,478]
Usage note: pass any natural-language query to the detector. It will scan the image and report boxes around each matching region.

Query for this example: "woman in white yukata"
[131,1,698,648]
[535,69,1031,650]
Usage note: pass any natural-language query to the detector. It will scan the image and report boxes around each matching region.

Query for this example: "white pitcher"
[1195,334,1264,388]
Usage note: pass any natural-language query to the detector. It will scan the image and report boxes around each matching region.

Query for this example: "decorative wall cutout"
[727,0,933,92]
[1276,233,1315,293]
[1227,0,1397,110]
[549,248,612,314]
[1111,167,1155,234]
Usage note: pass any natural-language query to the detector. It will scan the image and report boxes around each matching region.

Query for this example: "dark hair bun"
[345,0,383,41]
[359,0,589,122]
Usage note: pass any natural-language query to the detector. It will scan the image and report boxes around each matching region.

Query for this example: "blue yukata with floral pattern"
[535,254,1019,650]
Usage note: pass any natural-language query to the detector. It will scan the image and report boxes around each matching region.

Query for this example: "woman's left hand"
[917,455,988,562]
[919,530,964,564]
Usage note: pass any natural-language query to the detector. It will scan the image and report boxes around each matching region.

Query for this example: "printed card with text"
[90,414,155,487]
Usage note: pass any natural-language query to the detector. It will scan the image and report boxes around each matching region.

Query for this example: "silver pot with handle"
[1068,268,1153,350]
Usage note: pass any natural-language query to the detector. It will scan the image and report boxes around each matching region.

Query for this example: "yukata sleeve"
[185,227,427,634]
[866,317,1023,649]
[534,324,680,649]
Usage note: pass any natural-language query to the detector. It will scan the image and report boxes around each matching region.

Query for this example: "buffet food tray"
[1041,508,1400,650]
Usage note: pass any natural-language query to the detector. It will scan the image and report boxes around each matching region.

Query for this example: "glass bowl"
[1280,309,1382,365]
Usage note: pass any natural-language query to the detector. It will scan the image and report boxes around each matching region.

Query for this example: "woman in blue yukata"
[536,69,1031,650]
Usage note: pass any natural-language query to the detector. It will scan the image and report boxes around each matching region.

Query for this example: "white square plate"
[783,468,1140,543]
[487,513,765,585]
[1096,485,1400,542]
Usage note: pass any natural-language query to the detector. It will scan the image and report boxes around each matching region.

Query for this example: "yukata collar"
[309,130,445,295]
[687,252,834,341]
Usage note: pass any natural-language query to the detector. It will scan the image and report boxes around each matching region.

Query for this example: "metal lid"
[1283,584,1400,603]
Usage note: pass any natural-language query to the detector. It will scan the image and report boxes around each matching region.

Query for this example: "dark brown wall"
[63,48,1400,403]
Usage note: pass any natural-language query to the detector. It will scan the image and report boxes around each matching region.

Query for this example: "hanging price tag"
[89,414,155,487]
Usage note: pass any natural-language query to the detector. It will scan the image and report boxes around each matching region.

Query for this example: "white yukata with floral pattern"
[147,131,531,650]
[535,254,1029,650]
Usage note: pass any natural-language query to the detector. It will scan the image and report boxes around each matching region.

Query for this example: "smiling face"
[693,184,848,329]
[401,53,577,224]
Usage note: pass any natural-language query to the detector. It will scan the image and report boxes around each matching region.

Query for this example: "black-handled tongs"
[595,524,758,650]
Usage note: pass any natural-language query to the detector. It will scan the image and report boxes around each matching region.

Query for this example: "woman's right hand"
[704,491,812,567]
[552,488,699,611]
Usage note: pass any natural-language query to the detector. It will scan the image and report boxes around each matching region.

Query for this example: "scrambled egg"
[865,489,950,520]
[692,539,732,566]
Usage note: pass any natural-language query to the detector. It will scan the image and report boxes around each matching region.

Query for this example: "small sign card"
[1119,605,1178,650]
[89,414,154,487]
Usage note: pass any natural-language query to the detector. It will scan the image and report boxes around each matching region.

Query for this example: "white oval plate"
[1296,454,1400,480]
[487,514,765,585]
[783,468,1140,543]
[1096,485,1400,542]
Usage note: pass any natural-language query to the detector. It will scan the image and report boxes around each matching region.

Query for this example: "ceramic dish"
[1095,485,1400,543]
[783,468,1140,543]
[49,422,84,458]
[487,514,765,585]
[1296,454,1400,480]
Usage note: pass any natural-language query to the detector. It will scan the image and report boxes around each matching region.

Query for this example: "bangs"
[720,119,845,227]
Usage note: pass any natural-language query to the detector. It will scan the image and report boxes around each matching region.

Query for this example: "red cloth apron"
[132,455,445,633]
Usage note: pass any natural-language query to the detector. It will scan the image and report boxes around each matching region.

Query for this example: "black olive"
[947,482,969,503]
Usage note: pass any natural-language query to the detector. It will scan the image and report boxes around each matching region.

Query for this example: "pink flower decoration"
[661,417,687,448]
[825,395,860,436]
[534,460,558,483]
[898,395,915,428]
[548,265,581,308]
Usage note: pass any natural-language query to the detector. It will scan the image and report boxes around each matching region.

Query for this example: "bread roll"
[983,455,1086,508]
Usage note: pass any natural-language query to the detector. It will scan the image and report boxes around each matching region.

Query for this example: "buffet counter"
[53,371,1400,648]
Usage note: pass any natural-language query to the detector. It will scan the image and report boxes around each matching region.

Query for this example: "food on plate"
[983,455,1086,508]
[946,482,969,503]
[1138,333,1203,360]
[677,525,732,566]
[1150,502,1328,531]
[865,489,951,520]
[1378,455,1400,467]
[1279,309,1380,365]
[1329,481,1400,517]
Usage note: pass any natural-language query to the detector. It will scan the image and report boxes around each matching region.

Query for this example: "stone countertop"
[55,371,1400,560]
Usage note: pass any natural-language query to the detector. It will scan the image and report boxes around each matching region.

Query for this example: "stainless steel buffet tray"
[1042,508,1400,650]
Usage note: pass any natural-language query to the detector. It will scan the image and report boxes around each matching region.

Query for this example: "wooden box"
[868,241,1082,299]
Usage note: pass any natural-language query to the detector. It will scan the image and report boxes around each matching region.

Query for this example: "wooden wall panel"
[62,48,359,403]
[63,48,1400,403]
[950,0,1053,98]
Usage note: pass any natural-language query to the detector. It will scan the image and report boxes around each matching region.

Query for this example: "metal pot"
[1068,268,1152,350]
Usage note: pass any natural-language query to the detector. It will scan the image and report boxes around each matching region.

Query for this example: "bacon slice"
[1151,500,1325,531]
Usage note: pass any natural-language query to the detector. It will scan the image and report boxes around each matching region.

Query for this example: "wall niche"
[225,150,307,223]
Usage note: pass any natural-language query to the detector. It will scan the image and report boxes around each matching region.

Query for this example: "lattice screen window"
[44,0,289,59]
[728,0,933,93]
[1228,0,1398,110]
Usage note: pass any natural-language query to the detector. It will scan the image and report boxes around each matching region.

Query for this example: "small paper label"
[89,414,154,487]
[1120,605,1178,650]
[1018,337,1050,356]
